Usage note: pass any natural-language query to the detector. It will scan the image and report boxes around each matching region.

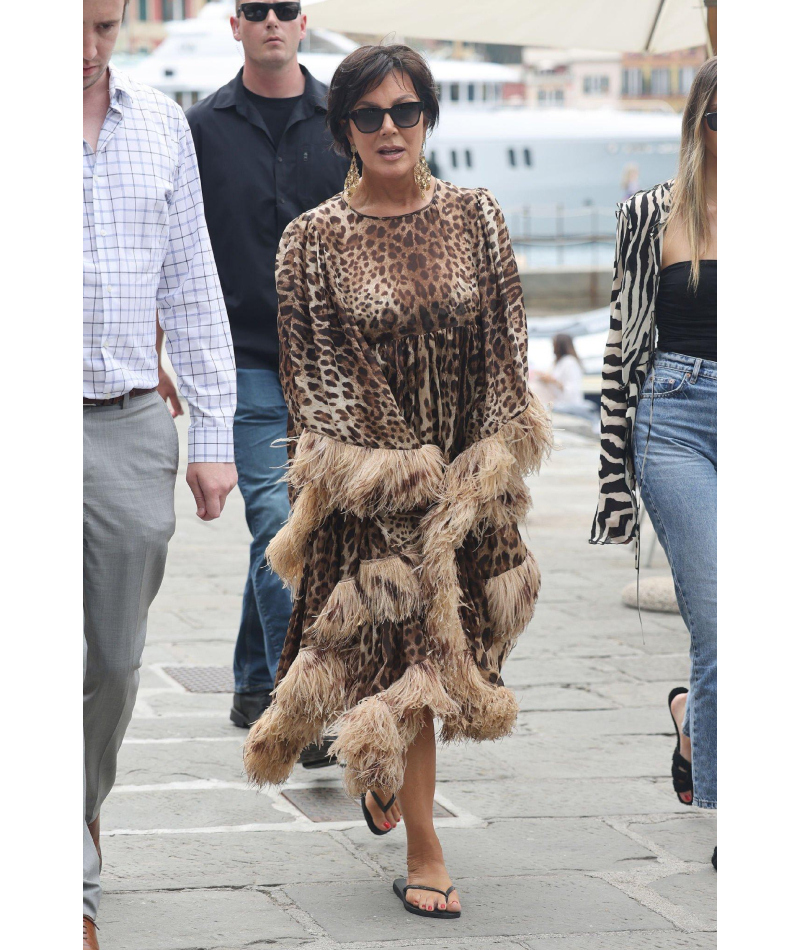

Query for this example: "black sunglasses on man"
[237,2,302,21]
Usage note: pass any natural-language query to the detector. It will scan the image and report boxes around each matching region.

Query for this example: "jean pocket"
[642,369,690,398]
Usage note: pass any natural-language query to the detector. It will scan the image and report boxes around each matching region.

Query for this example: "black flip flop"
[393,878,460,919]
[668,686,693,805]
[360,791,397,835]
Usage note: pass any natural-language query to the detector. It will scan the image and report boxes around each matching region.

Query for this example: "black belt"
[83,387,158,408]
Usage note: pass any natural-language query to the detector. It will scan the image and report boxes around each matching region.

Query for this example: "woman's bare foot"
[406,843,461,913]
[364,789,402,831]
[670,690,693,804]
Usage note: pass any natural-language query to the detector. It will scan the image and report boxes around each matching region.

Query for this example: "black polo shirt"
[186,66,349,370]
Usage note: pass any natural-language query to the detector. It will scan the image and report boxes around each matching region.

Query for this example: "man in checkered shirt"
[82,3,237,944]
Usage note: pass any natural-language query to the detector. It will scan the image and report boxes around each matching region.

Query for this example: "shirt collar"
[107,65,134,113]
[215,64,328,118]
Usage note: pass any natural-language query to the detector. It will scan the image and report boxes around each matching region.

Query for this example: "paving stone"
[650,870,717,930]
[604,654,691,683]
[100,889,311,949]
[502,655,631,687]
[103,787,292,831]
[344,817,656,875]
[514,685,618,712]
[439,778,683,819]
[627,815,717,864]
[115,735,247,785]
[137,691,233,717]
[283,873,672,942]
[102,831,375,890]
[590,680,686,708]
[125,716,245,740]
[521,931,716,949]
[434,741,522,781]
[495,732,674,780]
[157,641,239,667]
[515,707,667,737]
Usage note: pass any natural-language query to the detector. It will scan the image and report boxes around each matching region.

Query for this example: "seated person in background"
[532,334,596,420]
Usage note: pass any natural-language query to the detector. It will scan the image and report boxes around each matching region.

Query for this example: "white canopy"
[303,0,711,54]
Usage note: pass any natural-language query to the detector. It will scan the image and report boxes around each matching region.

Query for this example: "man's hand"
[157,366,184,417]
[186,462,238,521]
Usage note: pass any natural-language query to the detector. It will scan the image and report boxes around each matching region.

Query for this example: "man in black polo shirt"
[184,2,348,748]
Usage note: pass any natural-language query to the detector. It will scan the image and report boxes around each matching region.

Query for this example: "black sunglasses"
[347,101,424,134]
[237,2,301,21]
[704,111,717,132]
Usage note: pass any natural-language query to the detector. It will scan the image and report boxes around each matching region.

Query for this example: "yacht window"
[465,149,472,168]
[451,150,458,168]
[523,148,532,167]
[467,83,475,101]
[450,84,460,102]
[507,149,516,167]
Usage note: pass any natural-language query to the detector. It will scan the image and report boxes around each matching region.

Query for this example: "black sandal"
[668,686,693,806]
[393,878,461,919]
[360,791,397,835]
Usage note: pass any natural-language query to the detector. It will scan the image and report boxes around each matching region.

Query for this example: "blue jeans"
[633,351,717,809]
[232,368,293,693]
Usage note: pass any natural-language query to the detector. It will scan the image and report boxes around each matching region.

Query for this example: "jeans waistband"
[653,349,717,380]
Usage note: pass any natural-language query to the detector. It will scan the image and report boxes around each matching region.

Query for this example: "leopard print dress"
[245,179,552,796]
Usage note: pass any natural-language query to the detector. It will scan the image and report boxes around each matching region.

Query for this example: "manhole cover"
[161,666,235,693]
[282,786,453,822]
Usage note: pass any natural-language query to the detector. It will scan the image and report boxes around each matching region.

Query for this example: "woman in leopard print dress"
[245,45,551,917]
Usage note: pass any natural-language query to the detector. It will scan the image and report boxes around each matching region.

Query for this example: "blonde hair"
[668,56,717,290]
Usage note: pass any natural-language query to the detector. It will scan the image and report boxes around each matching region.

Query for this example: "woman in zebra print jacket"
[591,58,717,857]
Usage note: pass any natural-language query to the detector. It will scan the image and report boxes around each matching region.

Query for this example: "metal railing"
[507,202,617,265]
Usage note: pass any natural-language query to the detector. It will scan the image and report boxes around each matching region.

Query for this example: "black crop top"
[655,260,717,362]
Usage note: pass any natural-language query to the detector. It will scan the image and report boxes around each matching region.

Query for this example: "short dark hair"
[326,44,439,157]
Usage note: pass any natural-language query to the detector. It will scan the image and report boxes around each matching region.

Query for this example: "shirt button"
[106,286,113,294]
[277,157,283,162]
[100,229,107,237]
[101,340,109,350]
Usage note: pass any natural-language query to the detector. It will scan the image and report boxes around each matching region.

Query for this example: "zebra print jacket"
[590,179,674,544]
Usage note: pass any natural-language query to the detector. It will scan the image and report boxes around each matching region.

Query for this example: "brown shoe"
[83,915,99,949]
[88,815,102,870]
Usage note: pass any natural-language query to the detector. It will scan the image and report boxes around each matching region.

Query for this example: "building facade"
[523,45,707,113]
[620,47,707,112]
[119,0,208,54]
[522,48,622,110]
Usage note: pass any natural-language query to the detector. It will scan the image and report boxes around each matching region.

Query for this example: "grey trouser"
[83,392,178,919]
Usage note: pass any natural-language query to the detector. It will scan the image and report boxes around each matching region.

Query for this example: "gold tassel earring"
[414,148,432,199]
[344,143,361,201]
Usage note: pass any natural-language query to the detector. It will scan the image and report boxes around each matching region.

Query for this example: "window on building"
[523,148,533,167]
[467,83,475,102]
[679,66,697,94]
[622,68,644,96]
[451,150,458,168]
[138,0,148,19]
[465,149,472,168]
[537,88,564,108]
[450,84,460,102]
[651,68,672,96]
[583,75,610,95]
[507,148,516,167]
[163,0,185,21]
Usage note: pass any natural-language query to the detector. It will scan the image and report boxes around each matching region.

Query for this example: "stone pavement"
[100,413,716,950]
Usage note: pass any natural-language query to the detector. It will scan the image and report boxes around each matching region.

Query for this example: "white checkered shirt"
[83,67,236,463]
